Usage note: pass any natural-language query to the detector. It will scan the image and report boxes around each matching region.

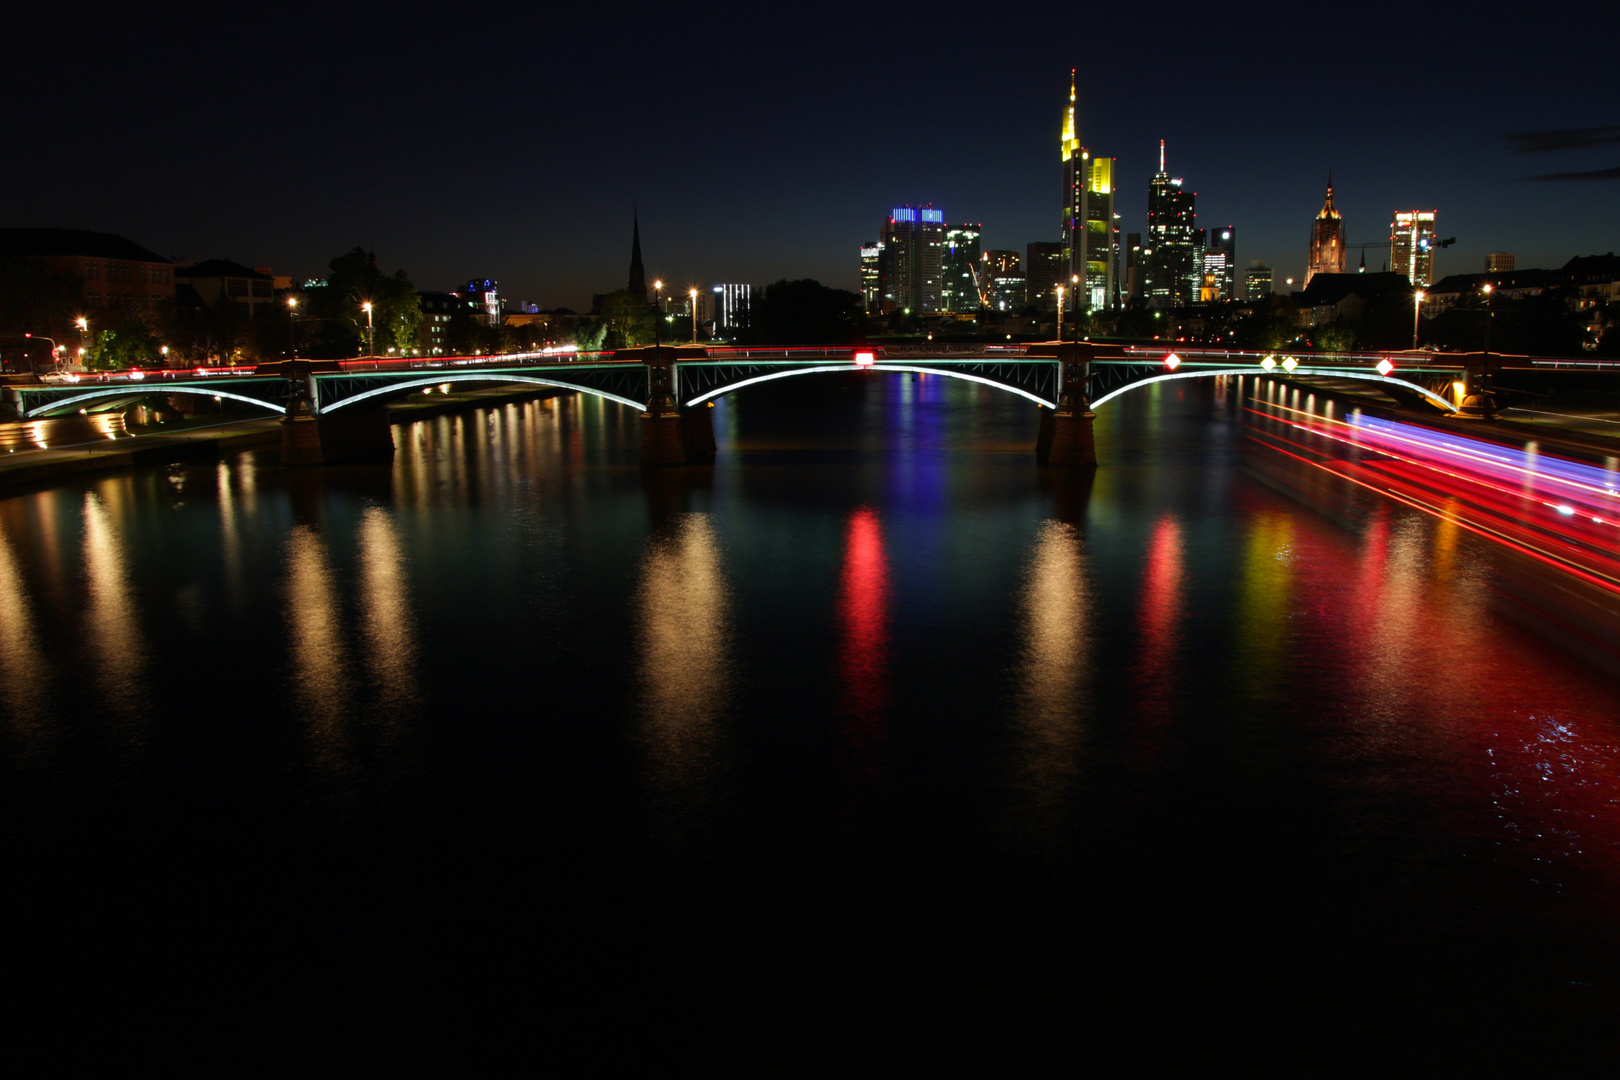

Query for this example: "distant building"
[1201,227,1236,302]
[941,224,983,313]
[462,279,500,327]
[1245,261,1274,300]
[1145,141,1198,307]
[712,284,751,332]
[1026,241,1064,312]
[0,227,173,317]
[982,250,1024,311]
[1306,178,1346,285]
[882,206,944,313]
[860,241,884,313]
[1298,271,1410,327]
[418,290,482,354]
[1389,211,1437,287]
[1124,232,1144,301]
[174,260,277,317]
[1485,252,1515,273]
[1059,71,1119,311]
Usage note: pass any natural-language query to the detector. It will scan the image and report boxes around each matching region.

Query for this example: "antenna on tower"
[1159,139,1166,172]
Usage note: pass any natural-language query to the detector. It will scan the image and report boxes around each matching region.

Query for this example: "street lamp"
[1412,290,1425,350]
[689,287,698,343]
[75,316,89,369]
[362,301,374,357]
[1055,285,1065,342]
[652,280,664,348]
[287,296,299,358]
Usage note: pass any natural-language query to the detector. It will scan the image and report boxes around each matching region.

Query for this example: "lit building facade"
[882,206,944,314]
[1244,261,1274,300]
[983,250,1024,311]
[1306,180,1346,285]
[1389,211,1437,287]
[1145,141,1198,307]
[712,284,751,332]
[860,241,884,313]
[0,228,174,322]
[1201,227,1236,301]
[941,224,983,312]
[1485,252,1515,273]
[1059,70,1119,312]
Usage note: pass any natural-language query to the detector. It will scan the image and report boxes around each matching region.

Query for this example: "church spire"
[628,211,648,303]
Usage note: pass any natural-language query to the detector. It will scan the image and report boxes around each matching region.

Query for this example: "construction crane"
[1340,235,1455,273]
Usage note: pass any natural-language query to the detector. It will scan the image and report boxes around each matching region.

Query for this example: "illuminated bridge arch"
[682,363,1058,409]
[25,384,289,419]
[317,373,646,414]
[1088,366,1459,414]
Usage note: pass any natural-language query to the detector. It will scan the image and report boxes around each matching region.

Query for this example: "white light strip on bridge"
[682,364,1058,408]
[1087,367,1459,414]
[26,385,288,419]
[318,373,646,414]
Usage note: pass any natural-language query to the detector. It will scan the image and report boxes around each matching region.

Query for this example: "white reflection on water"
[217,461,244,609]
[1010,519,1091,835]
[0,518,49,729]
[358,507,419,716]
[81,491,147,715]
[635,513,733,832]
[284,524,352,755]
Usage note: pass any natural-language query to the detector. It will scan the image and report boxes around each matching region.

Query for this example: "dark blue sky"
[8,0,1618,309]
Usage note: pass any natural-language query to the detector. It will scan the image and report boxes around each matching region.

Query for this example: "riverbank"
[0,384,563,497]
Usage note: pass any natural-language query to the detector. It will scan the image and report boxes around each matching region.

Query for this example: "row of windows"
[82,262,171,286]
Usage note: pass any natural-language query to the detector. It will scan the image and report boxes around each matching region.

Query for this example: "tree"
[1234,296,1305,351]
[742,279,862,345]
[598,290,654,348]
[311,248,420,356]
[89,317,163,369]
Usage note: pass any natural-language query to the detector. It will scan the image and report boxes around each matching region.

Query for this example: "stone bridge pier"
[1450,350,1498,420]
[1029,342,1102,470]
[622,345,714,467]
[272,360,396,467]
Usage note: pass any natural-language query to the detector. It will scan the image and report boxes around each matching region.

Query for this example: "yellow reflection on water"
[81,491,147,714]
[1010,519,1091,836]
[0,518,49,729]
[284,524,352,755]
[635,513,733,832]
[358,507,418,716]
[1235,510,1296,702]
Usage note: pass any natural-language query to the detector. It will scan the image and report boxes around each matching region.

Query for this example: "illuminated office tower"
[1389,210,1438,287]
[1026,241,1063,312]
[860,241,884,313]
[1059,70,1120,311]
[941,224,983,312]
[882,206,944,313]
[1145,140,1198,306]
[982,250,1024,311]
[1306,178,1346,285]
[1245,261,1274,300]
[1201,226,1236,301]
[712,284,751,332]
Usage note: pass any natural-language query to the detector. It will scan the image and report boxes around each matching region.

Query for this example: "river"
[3,372,1617,1064]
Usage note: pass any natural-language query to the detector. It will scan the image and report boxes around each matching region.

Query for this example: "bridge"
[0,341,1545,468]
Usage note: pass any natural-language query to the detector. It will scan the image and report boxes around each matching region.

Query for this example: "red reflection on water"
[1134,512,1184,716]
[838,506,891,758]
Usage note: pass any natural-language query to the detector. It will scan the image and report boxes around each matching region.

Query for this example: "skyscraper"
[1026,241,1064,312]
[1145,140,1198,307]
[1202,227,1237,302]
[1389,210,1437,287]
[881,206,945,313]
[1306,179,1346,285]
[941,224,983,312]
[1244,261,1274,300]
[1060,70,1119,312]
[982,250,1024,311]
[860,241,884,313]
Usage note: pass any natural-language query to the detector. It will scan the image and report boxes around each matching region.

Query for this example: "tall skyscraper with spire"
[1306,179,1346,285]
[628,212,648,303]
[1144,139,1198,307]
[1059,70,1119,312]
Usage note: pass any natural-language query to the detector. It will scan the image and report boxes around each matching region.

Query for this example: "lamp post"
[1412,290,1424,350]
[652,280,664,349]
[287,296,299,358]
[1055,285,1065,342]
[75,316,89,370]
[689,288,698,344]
[362,301,374,357]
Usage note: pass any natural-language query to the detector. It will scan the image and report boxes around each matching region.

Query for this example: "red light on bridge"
[1164,352,1181,371]
[854,350,876,367]
[1376,359,1395,376]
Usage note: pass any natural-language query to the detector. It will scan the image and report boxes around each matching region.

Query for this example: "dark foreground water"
[4,373,1619,1066]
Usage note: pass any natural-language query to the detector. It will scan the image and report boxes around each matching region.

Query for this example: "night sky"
[8,1,1618,309]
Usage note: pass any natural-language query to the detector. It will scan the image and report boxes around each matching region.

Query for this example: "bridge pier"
[1452,353,1497,420]
[280,403,394,467]
[1028,342,1097,470]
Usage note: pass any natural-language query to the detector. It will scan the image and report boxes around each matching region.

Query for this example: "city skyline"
[6,1,1617,309]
